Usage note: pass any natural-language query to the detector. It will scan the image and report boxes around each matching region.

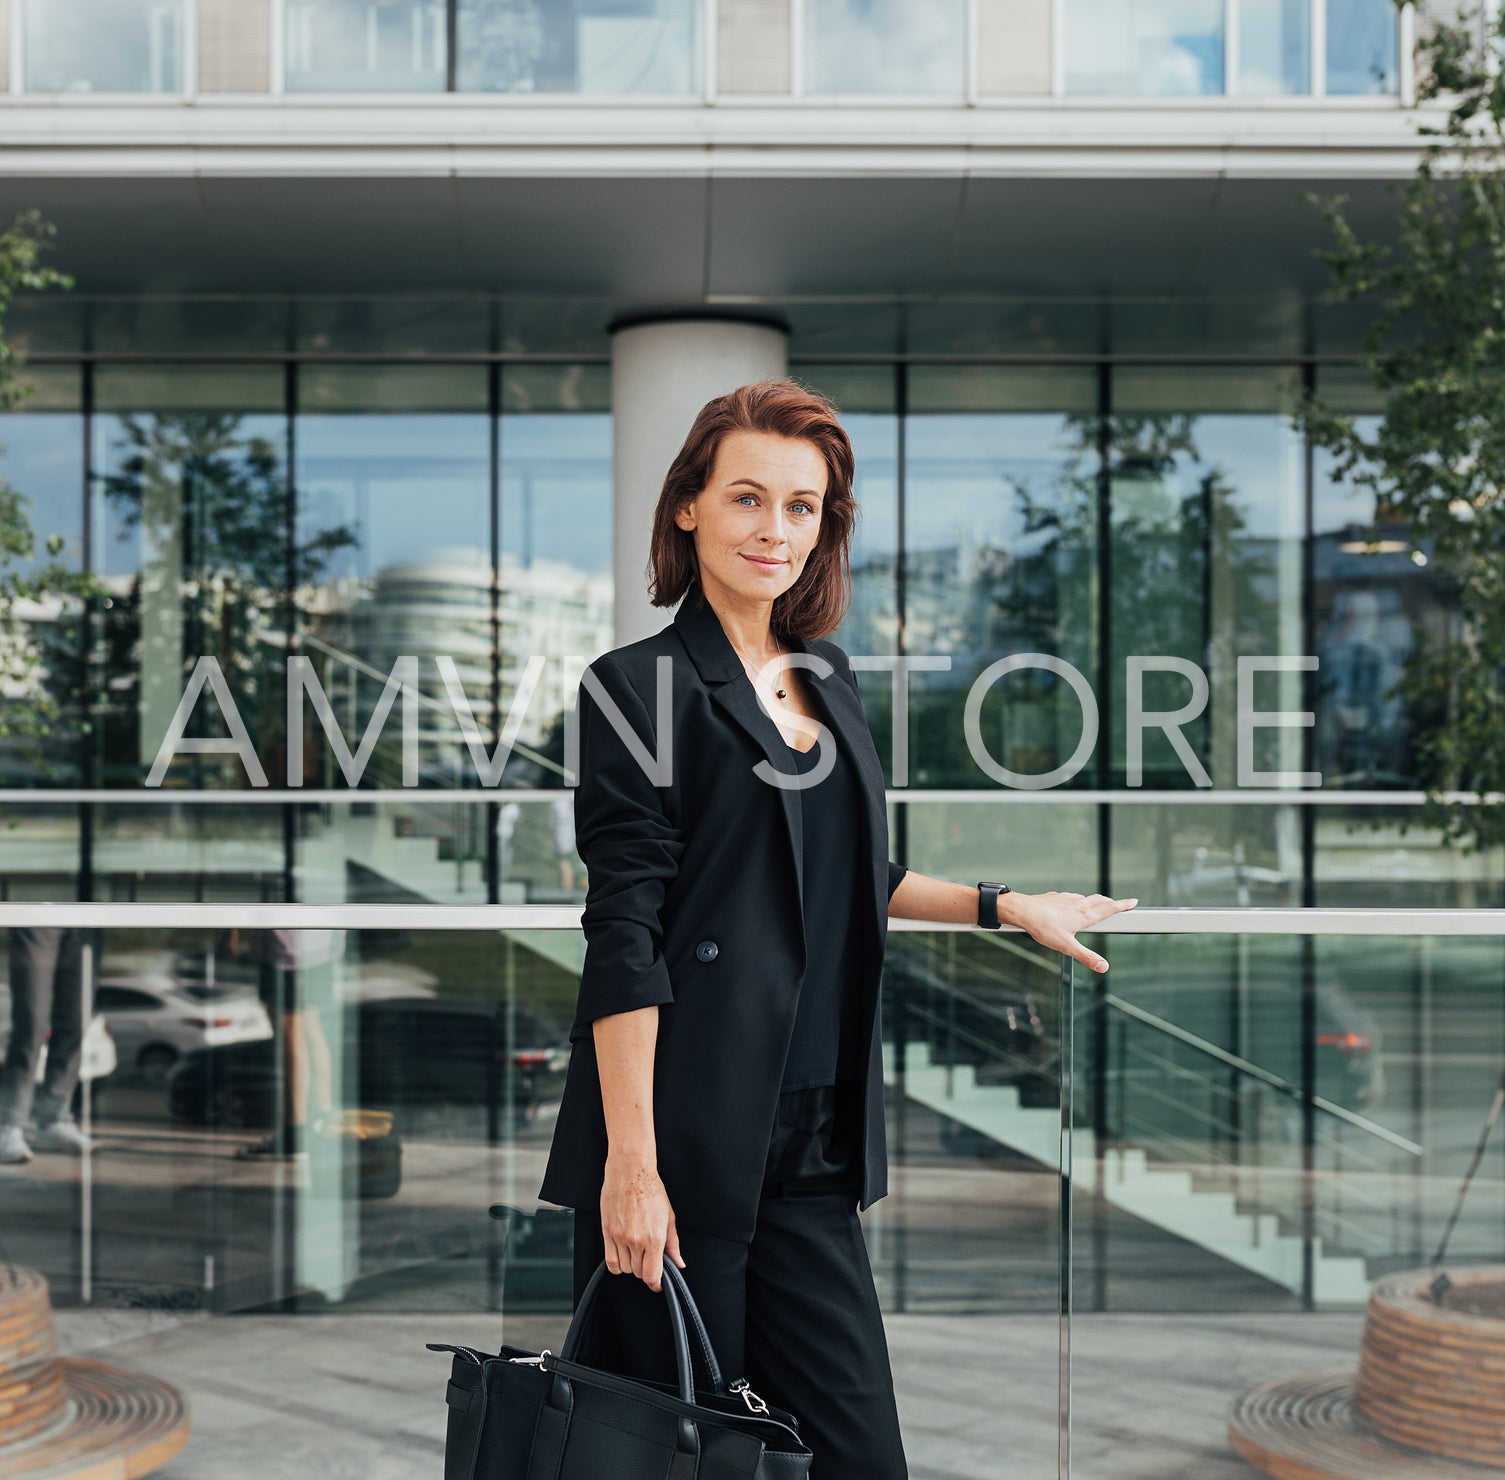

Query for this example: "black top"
[779,735,867,1093]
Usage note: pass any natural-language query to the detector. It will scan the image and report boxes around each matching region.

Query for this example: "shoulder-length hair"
[647,378,857,641]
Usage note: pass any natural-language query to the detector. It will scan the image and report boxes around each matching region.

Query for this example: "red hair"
[646,379,856,640]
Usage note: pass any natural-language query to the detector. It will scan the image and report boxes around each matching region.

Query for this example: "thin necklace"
[731,639,788,700]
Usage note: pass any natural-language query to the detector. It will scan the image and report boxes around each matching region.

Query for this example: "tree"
[0,212,95,774]
[1297,2,1505,849]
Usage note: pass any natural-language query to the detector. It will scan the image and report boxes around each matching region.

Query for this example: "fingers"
[642,1244,664,1293]
[665,1216,686,1272]
[602,1229,624,1277]
[1064,935,1110,975]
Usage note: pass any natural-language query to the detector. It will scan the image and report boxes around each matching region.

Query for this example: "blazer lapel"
[671,591,892,978]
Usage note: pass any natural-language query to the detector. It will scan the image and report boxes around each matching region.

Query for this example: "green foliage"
[1297,2,1505,849]
[0,212,99,765]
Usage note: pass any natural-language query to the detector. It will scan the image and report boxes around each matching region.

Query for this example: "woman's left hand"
[1008,892,1138,975]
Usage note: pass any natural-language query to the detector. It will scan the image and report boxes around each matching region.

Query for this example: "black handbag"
[427,1260,815,1480]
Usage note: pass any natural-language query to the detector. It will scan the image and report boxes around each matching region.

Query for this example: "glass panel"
[1314,801,1505,908]
[295,298,492,356]
[497,375,612,792]
[0,376,84,895]
[93,367,288,800]
[904,366,1099,791]
[1065,0,1225,96]
[2,918,1063,1479]
[1240,0,1311,94]
[1326,0,1398,95]
[805,0,966,94]
[22,0,184,93]
[1112,802,1303,906]
[294,368,491,884]
[457,0,701,95]
[285,0,448,92]
[1069,934,1505,1472]
[1108,367,1305,791]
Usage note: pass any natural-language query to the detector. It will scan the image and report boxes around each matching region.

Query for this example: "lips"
[741,554,785,567]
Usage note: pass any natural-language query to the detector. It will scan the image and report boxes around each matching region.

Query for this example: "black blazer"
[537,587,906,1243]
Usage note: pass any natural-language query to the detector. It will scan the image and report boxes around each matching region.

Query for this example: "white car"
[94,977,273,1077]
[0,990,117,1085]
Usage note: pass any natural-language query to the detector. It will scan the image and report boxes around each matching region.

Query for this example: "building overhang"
[0,98,1435,317]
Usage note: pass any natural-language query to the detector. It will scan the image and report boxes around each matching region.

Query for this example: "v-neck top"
[778,732,867,1092]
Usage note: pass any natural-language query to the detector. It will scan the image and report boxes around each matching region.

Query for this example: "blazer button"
[695,940,719,963]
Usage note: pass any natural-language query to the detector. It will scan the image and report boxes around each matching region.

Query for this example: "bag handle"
[560,1260,725,1402]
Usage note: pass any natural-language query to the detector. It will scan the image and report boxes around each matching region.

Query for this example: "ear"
[675,504,696,530]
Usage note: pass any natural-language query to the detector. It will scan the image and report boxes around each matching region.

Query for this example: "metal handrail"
[0,903,1498,936]
[1105,992,1422,1156]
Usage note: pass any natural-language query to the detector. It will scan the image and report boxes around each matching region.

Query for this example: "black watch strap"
[977,881,1011,930]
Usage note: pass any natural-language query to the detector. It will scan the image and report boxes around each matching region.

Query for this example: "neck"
[696,577,781,660]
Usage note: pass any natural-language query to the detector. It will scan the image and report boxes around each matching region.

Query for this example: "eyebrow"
[727,478,824,502]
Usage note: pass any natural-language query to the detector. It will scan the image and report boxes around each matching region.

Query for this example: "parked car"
[167,995,569,1129]
[0,985,116,1088]
[94,977,273,1078]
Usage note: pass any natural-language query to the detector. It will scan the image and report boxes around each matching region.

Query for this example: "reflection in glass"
[458,0,700,94]
[805,0,965,94]
[1065,0,1224,96]
[94,369,290,793]
[1240,0,1310,95]
[22,0,184,93]
[905,368,1097,790]
[1112,802,1302,907]
[285,0,447,92]
[1109,368,1304,789]
[296,368,490,817]
[497,384,613,792]
[0,373,84,793]
[1326,0,1398,94]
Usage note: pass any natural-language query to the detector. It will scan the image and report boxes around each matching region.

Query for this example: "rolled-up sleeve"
[569,656,685,1040]
[888,860,907,898]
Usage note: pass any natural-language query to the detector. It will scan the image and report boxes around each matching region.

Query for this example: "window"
[22,0,185,94]
[285,0,448,92]
[804,0,966,94]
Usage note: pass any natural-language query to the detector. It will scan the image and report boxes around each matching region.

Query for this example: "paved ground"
[50,1305,1367,1480]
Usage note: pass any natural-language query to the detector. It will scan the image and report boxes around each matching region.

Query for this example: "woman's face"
[674,429,828,612]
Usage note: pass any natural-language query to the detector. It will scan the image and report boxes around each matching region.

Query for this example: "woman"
[538,379,1135,1477]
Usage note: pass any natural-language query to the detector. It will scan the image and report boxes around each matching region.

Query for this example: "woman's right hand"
[600,1152,685,1292]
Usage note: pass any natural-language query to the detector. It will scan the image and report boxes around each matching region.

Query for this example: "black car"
[167,994,569,1129]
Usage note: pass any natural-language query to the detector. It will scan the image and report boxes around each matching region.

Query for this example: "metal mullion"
[790,0,805,96]
[704,0,717,100]
[1051,0,1065,96]
[1225,0,1239,96]
[270,0,286,93]
[183,0,199,97]
[1398,1,1416,106]
[9,0,24,93]
[965,0,979,103]
[445,0,458,91]
[1311,0,1326,97]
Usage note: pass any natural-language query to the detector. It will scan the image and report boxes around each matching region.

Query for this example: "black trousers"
[572,1082,908,1480]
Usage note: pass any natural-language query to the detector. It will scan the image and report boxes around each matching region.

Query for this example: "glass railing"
[1,903,1501,1478]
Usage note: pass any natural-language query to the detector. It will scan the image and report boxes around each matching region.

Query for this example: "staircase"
[892,1040,1371,1305]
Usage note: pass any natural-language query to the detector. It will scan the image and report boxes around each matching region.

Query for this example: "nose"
[756,504,789,546]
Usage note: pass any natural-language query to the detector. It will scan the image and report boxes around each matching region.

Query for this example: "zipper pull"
[508,1348,551,1366]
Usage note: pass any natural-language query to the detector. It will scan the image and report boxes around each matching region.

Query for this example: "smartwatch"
[977,880,1011,930]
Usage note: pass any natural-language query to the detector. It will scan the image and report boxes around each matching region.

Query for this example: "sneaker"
[31,1119,92,1155]
[0,1125,34,1164]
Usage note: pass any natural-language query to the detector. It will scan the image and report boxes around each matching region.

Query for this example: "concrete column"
[610,316,788,647]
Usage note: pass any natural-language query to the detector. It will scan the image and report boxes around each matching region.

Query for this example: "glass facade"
[4,0,1405,98]
[804,0,967,95]
[281,0,702,93]
[1063,0,1400,96]
[3,327,1502,1478]
[20,0,185,94]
